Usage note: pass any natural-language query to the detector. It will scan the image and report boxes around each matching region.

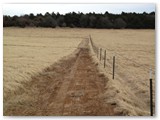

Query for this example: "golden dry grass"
[3,28,155,116]
[88,29,155,115]
[3,27,82,100]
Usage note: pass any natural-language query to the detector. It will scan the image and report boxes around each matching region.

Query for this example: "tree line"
[3,11,155,29]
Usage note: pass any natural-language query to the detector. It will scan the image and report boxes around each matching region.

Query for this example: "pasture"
[3,28,155,116]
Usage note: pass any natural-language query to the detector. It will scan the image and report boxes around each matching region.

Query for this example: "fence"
[89,35,155,116]
[89,36,116,79]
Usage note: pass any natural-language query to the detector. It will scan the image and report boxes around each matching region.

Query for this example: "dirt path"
[4,39,116,116]
[61,40,114,115]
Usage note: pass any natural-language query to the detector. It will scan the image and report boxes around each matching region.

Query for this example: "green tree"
[43,16,57,28]
[80,15,89,28]
[57,16,65,27]
[17,17,28,28]
[114,18,126,29]
[96,16,113,28]
[89,15,97,28]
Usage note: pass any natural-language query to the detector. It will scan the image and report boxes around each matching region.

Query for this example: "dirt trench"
[4,39,117,116]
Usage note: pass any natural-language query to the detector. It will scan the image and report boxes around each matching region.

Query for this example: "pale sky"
[3,4,155,16]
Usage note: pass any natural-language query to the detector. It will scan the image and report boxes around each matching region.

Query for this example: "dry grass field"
[89,29,155,115]
[3,28,82,99]
[3,28,155,116]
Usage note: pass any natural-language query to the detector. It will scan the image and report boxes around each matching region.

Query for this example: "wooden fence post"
[113,56,115,79]
[89,35,93,47]
[100,48,102,61]
[150,67,153,116]
[104,50,106,68]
